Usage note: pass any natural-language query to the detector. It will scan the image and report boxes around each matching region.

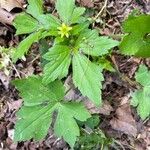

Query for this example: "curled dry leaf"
[110,104,137,137]
[0,0,22,12]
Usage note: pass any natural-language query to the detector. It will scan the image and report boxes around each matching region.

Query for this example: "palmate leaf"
[13,0,44,35]
[12,76,90,148]
[12,76,64,141]
[43,45,71,84]
[131,65,150,119]
[13,0,61,62]
[72,53,104,106]
[120,14,150,57]
[76,29,119,56]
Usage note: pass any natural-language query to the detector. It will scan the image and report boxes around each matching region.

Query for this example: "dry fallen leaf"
[110,104,137,137]
[77,0,94,8]
[0,8,15,24]
[0,0,22,12]
[0,70,10,89]
[7,99,22,111]
[0,122,7,140]
[84,99,114,115]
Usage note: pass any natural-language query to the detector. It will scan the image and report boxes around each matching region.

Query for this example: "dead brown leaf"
[0,8,15,24]
[136,126,150,150]
[110,104,137,137]
[84,100,113,115]
[0,122,7,140]
[7,99,22,111]
[77,0,94,8]
[0,0,22,12]
[0,71,10,89]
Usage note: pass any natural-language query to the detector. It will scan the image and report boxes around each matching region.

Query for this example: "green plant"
[120,13,150,57]
[13,0,118,106]
[9,0,150,148]
[12,76,91,148]
[12,0,119,148]
[75,116,113,150]
[75,130,113,150]
[131,65,150,120]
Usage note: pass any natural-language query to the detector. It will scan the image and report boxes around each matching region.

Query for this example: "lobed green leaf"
[72,53,104,106]
[43,45,71,84]
[13,76,90,148]
[54,102,91,148]
[76,29,119,56]
[131,65,150,120]
[120,14,150,57]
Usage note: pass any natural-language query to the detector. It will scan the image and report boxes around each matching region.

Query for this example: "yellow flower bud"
[57,23,72,38]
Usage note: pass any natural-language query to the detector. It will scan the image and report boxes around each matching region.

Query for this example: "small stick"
[94,0,108,21]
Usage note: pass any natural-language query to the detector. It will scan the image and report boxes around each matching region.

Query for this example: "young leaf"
[12,31,42,62]
[76,30,119,56]
[97,58,115,72]
[135,65,150,86]
[56,0,75,24]
[43,45,71,84]
[72,53,104,106]
[131,65,150,119]
[71,22,89,35]
[120,14,150,57]
[13,13,39,35]
[70,7,86,24]
[54,102,91,148]
[131,87,150,120]
[37,14,61,30]
[27,0,43,19]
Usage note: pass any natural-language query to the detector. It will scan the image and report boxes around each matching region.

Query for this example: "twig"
[28,54,40,65]
[65,87,72,95]
[94,0,108,21]
[113,140,126,150]
[12,63,21,79]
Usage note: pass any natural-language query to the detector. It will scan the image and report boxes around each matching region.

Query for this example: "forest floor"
[0,0,150,149]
